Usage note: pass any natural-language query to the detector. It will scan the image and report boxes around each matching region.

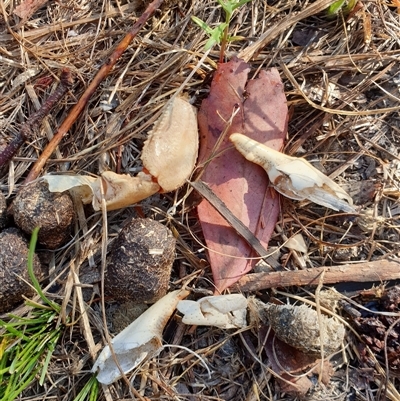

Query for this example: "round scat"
[105,218,176,303]
[0,228,45,313]
[12,180,75,249]
[265,303,345,356]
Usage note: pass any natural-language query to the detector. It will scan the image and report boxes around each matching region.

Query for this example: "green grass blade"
[27,227,60,312]
[326,0,346,15]
[326,0,356,16]
[73,375,99,401]
[39,329,61,384]
[191,16,213,35]
[0,279,63,400]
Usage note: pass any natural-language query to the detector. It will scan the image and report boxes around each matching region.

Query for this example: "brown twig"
[235,259,400,292]
[24,0,164,184]
[0,68,73,168]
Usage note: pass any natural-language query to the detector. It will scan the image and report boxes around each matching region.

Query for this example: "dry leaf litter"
[0,0,400,400]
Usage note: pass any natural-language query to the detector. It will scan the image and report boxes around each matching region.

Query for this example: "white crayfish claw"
[230,133,355,213]
[42,96,198,211]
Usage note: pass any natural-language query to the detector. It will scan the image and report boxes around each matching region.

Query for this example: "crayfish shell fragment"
[230,133,355,213]
[142,96,198,192]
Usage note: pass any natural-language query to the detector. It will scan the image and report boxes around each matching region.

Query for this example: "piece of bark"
[235,259,400,292]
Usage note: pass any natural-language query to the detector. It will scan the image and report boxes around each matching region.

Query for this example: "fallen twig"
[24,0,164,184]
[0,68,73,168]
[235,259,400,292]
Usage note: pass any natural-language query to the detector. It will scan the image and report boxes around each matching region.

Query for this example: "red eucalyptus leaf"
[197,57,288,292]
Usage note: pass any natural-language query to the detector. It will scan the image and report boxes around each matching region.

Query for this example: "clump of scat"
[0,227,45,313]
[264,303,345,356]
[105,218,176,303]
[109,301,148,332]
[12,180,75,249]
[0,191,7,230]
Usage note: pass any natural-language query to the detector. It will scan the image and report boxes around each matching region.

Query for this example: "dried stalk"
[0,69,73,168]
[238,0,340,61]
[24,0,164,184]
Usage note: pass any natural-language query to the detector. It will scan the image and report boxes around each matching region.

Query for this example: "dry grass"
[1,0,400,400]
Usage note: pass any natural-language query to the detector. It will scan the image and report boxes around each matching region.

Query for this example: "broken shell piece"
[356,208,386,233]
[92,171,160,211]
[142,96,198,192]
[42,174,97,204]
[230,133,355,213]
[264,303,345,356]
[284,233,308,253]
[177,294,248,329]
[92,289,189,385]
[42,171,160,211]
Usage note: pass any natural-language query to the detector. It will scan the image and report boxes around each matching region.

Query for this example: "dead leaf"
[197,57,288,292]
[261,327,333,395]
[344,180,381,205]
